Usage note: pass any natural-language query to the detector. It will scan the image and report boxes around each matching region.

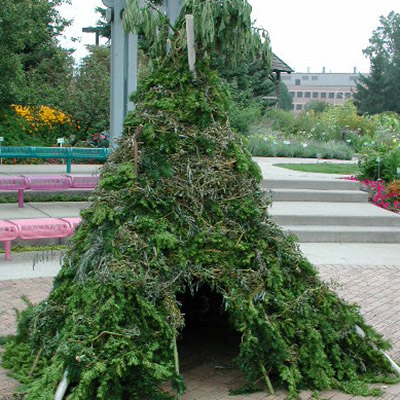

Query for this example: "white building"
[282,69,368,112]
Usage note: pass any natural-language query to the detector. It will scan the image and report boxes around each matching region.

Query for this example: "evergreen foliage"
[0,0,72,110]
[123,0,271,69]
[354,54,389,115]
[62,45,111,142]
[354,11,400,115]
[2,1,398,399]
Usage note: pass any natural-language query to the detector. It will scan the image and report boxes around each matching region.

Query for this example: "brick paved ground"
[0,266,399,399]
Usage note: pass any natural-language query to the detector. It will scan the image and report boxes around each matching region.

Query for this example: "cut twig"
[260,362,275,395]
[29,347,43,378]
[132,125,143,184]
[173,335,181,400]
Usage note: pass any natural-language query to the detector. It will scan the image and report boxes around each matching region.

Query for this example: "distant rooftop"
[272,54,294,74]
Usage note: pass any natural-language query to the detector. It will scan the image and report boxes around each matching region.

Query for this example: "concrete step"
[273,214,400,227]
[270,202,400,227]
[262,178,360,191]
[269,188,368,203]
[284,225,400,243]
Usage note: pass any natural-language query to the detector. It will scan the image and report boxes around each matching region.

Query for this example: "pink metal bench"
[0,175,99,208]
[60,217,82,230]
[0,217,82,261]
[23,175,71,191]
[0,176,29,208]
[65,175,100,188]
[0,221,19,261]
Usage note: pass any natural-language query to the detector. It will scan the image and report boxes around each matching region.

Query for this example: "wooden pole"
[260,362,275,395]
[185,15,196,77]
[132,126,143,184]
[275,71,281,108]
[173,336,182,400]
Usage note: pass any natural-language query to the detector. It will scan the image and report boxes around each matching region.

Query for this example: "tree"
[63,45,110,142]
[0,0,28,108]
[95,7,111,40]
[278,82,293,111]
[0,0,72,109]
[354,54,388,114]
[355,11,400,114]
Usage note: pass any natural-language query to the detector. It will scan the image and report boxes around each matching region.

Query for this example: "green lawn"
[274,163,359,175]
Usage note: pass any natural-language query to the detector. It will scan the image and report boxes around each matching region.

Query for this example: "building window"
[312,76,318,81]
[305,92,311,98]
[321,92,327,99]
[329,92,335,99]
[296,104,303,111]
[312,92,318,99]
[290,91,295,98]
[302,76,309,81]
[345,92,352,98]
[295,79,301,86]
[281,75,291,81]
[336,92,343,99]
[297,92,303,98]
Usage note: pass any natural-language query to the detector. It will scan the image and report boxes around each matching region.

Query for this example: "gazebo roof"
[272,53,294,73]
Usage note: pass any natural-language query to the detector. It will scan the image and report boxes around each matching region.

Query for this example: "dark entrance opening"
[176,285,241,372]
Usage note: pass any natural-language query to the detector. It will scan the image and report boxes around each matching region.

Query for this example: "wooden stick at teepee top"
[132,125,143,184]
[185,14,196,78]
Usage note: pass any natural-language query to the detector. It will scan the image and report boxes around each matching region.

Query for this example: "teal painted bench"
[0,147,110,173]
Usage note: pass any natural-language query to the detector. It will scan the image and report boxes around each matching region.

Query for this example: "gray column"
[165,0,182,27]
[103,0,182,148]
[103,0,138,148]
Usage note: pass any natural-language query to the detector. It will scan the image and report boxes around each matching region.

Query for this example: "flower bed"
[343,176,400,213]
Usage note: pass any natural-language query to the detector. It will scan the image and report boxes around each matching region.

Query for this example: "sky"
[58,0,400,73]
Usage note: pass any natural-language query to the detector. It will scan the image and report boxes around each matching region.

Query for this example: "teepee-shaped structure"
[3,1,397,399]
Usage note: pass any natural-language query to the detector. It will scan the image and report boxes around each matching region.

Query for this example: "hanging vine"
[123,0,272,69]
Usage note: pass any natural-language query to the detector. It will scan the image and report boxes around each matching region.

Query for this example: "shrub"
[248,135,354,160]
[358,148,400,182]
[0,109,44,146]
[388,180,400,196]
[0,106,77,146]
[230,103,262,135]
[255,101,378,144]
[304,101,329,114]
[262,108,296,134]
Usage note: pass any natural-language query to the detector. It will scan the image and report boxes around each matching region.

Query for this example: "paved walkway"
[0,164,101,176]
[0,201,88,220]
[253,156,357,181]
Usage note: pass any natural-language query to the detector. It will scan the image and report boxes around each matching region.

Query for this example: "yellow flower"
[12,104,73,131]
